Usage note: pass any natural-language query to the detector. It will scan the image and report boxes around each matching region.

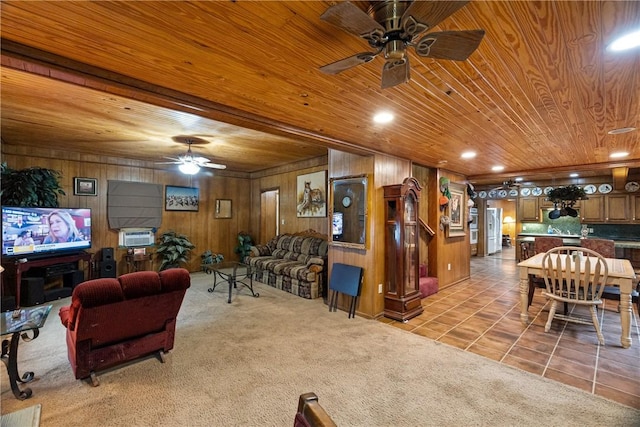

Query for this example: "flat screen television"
[2,206,92,259]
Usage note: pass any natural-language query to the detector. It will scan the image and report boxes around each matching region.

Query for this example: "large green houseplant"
[0,162,65,207]
[156,231,195,271]
[234,231,253,262]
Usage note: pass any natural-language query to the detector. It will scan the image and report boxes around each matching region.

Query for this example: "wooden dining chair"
[527,237,564,308]
[580,238,638,314]
[542,246,608,345]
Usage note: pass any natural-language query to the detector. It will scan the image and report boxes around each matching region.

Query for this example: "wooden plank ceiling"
[1,1,639,185]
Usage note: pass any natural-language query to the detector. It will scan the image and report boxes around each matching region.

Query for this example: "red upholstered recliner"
[59,268,191,386]
[419,264,438,298]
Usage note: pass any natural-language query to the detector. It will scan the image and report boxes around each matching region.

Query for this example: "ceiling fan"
[158,139,226,175]
[319,0,485,89]
[491,180,521,192]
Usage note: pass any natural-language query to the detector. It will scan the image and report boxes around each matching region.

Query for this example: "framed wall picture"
[165,185,199,211]
[215,199,232,218]
[447,182,466,237]
[296,170,327,217]
[74,177,98,196]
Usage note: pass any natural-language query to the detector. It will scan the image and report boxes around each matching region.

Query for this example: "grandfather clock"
[383,177,423,321]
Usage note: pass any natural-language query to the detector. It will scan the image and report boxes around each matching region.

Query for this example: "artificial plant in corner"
[234,231,253,262]
[0,162,66,207]
[156,230,196,271]
[201,250,224,272]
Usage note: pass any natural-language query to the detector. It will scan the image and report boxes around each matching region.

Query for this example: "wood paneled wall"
[2,148,252,274]
[428,170,471,289]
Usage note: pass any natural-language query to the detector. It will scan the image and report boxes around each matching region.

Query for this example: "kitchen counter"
[516,234,640,249]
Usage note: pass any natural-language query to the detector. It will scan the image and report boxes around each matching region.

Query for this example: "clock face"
[342,196,352,208]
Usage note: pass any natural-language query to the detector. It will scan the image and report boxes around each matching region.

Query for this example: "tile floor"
[379,246,640,409]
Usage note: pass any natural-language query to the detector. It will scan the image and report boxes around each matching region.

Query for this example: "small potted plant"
[234,231,253,262]
[155,230,195,271]
[201,250,224,272]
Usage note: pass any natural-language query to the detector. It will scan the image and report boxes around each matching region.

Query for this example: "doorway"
[260,189,279,244]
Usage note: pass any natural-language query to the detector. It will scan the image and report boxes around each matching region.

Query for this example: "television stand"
[3,253,93,308]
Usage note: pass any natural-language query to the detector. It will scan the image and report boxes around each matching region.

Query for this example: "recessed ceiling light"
[608,127,637,135]
[569,173,579,178]
[610,151,629,158]
[514,177,523,182]
[373,111,394,124]
[608,29,640,51]
[491,165,504,172]
[461,151,476,159]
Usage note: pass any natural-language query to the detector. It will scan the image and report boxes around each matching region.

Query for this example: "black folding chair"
[328,263,364,318]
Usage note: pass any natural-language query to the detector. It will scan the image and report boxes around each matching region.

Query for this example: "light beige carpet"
[2,272,639,426]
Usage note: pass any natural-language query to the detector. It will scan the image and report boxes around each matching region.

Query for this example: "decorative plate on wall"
[544,186,554,195]
[498,190,508,198]
[488,190,497,198]
[520,188,531,196]
[478,191,487,198]
[531,187,543,196]
[598,183,612,194]
[509,189,519,197]
[625,181,639,192]
[583,184,597,194]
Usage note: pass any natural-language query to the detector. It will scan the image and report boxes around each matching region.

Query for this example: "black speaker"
[101,247,115,261]
[63,270,85,288]
[21,277,45,307]
[99,260,117,278]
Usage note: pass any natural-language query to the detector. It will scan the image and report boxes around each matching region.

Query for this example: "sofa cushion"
[159,268,191,293]
[119,271,162,299]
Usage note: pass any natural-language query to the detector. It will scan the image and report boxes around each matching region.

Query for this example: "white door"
[486,208,497,254]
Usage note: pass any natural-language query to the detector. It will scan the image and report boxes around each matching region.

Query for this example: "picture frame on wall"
[215,199,232,218]
[296,170,327,218]
[165,185,199,211]
[447,183,466,237]
[74,177,98,196]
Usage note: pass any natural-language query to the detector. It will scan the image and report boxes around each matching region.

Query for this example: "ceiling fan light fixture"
[179,162,200,175]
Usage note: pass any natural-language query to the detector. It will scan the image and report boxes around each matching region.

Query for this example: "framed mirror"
[330,175,368,249]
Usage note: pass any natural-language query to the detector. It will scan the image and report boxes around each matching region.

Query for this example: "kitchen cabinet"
[580,195,605,222]
[518,197,539,222]
[605,194,630,222]
[539,196,555,208]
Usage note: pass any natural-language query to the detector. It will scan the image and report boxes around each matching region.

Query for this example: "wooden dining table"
[517,252,637,348]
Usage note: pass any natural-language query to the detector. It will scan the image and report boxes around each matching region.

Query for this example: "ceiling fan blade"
[413,30,485,61]
[320,51,380,74]
[193,156,210,163]
[401,0,469,37]
[381,57,410,89]
[320,1,385,43]
[156,161,180,165]
[202,163,227,170]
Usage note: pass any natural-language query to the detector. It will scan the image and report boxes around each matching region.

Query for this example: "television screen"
[2,206,92,258]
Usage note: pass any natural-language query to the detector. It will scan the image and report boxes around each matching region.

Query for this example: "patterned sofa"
[246,230,328,299]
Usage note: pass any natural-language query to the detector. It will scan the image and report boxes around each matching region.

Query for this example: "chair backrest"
[294,392,337,427]
[580,238,616,258]
[542,246,608,302]
[534,236,564,254]
[329,263,364,297]
[520,243,531,260]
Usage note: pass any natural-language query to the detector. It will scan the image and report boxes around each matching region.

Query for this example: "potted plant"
[234,231,253,262]
[1,162,66,207]
[201,250,224,272]
[546,184,588,204]
[155,231,195,271]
